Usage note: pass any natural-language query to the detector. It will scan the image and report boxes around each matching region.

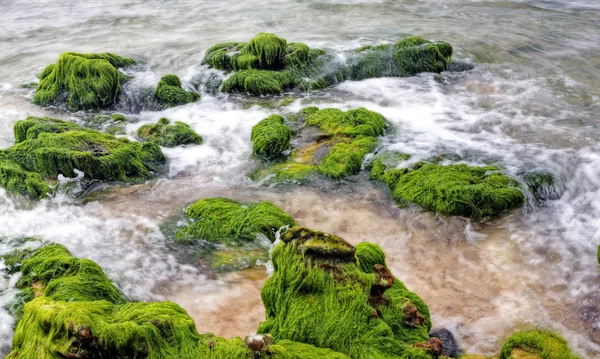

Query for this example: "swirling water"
[0,0,599,357]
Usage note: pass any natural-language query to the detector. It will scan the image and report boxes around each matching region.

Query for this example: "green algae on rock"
[137,117,203,147]
[202,33,454,95]
[251,114,292,159]
[258,226,439,359]
[155,74,201,107]
[33,52,135,111]
[371,159,524,219]
[499,330,581,359]
[251,106,386,182]
[175,197,296,245]
[250,106,387,183]
[0,116,166,199]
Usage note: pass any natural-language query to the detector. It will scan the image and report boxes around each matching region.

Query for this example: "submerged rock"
[174,197,296,245]
[0,117,165,199]
[137,117,203,147]
[33,52,136,111]
[202,33,455,96]
[370,158,524,220]
[250,106,387,183]
[155,74,201,107]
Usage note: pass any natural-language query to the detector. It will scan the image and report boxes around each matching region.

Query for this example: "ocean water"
[0,0,599,357]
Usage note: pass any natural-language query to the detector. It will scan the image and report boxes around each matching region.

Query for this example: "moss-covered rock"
[258,226,438,359]
[250,106,387,183]
[251,115,292,159]
[0,116,165,199]
[174,197,296,245]
[155,74,201,107]
[371,159,525,219]
[5,243,349,359]
[499,330,581,359]
[33,52,135,110]
[202,33,454,95]
[137,118,203,147]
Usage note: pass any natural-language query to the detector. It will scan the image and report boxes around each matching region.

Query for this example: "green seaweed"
[203,33,453,95]
[251,106,386,182]
[251,115,292,159]
[258,226,437,359]
[175,197,296,245]
[137,118,203,147]
[371,161,525,219]
[33,52,135,110]
[6,243,352,358]
[3,244,125,304]
[0,117,165,199]
[499,330,581,359]
[355,242,388,273]
[155,74,201,107]
[393,37,451,75]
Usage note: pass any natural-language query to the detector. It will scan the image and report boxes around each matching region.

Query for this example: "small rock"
[429,328,462,358]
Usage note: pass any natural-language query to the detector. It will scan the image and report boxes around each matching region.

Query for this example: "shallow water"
[1,0,599,357]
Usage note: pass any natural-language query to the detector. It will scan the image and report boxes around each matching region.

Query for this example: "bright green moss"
[222,69,296,95]
[499,330,581,359]
[14,116,81,143]
[393,37,451,75]
[203,33,328,95]
[201,42,246,71]
[251,107,387,182]
[175,197,296,245]
[304,107,386,138]
[371,161,525,219]
[318,137,378,178]
[204,34,454,96]
[33,52,135,110]
[156,74,201,107]
[355,242,387,273]
[137,118,203,147]
[0,117,166,199]
[271,340,351,358]
[246,32,288,68]
[251,115,292,159]
[258,226,435,359]
[597,244,600,266]
[3,244,125,304]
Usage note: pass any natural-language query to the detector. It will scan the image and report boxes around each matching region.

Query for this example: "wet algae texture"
[3,210,581,358]
[174,197,296,245]
[202,33,453,95]
[0,117,165,199]
[250,106,386,182]
[137,118,203,147]
[155,74,201,108]
[33,52,136,111]
[370,156,525,220]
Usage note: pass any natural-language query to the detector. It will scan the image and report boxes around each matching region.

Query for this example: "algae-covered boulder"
[258,226,439,359]
[33,52,136,110]
[251,114,292,159]
[175,197,296,245]
[137,117,203,147]
[251,106,386,182]
[371,158,524,219]
[0,116,166,199]
[202,33,327,96]
[155,74,201,107]
[202,33,454,95]
[5,243,352,358]
[499,330,581,359]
